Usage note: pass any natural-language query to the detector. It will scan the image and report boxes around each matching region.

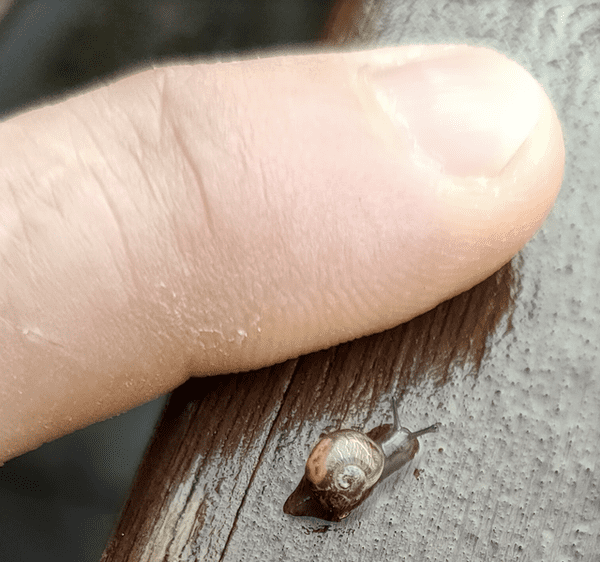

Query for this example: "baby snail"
[283,398,439,522]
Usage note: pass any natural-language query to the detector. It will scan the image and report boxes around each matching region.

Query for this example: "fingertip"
[357,46,564,301]
[434,68,564,277]
[163,45,566,367]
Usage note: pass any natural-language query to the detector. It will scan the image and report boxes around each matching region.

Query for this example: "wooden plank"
[101,262,517,561]
[99,361,299,560]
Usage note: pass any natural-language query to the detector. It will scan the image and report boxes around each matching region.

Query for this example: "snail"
[283,398,439,522]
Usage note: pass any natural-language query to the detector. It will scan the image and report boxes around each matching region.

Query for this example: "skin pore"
[0,45,564,462]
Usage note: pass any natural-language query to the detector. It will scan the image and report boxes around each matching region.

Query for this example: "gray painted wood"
[102,1,600,560]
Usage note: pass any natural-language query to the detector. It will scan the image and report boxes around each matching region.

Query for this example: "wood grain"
[101,258,518,561]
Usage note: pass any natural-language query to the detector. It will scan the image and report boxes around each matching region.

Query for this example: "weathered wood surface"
[99,263,516,561]
[102,1,600,561]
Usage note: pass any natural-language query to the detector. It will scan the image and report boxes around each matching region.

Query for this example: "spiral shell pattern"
[306,429,384,496]
[284,398,439,521]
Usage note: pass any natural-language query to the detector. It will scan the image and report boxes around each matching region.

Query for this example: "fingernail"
[367,49,545,177]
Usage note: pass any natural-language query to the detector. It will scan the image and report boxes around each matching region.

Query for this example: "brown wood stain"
[101,258,519,561]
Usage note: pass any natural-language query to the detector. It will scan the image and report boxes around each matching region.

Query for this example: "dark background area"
[0,1,333,560]
[0,0,334,117]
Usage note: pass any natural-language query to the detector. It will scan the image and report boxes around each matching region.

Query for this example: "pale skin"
[0,45,564,463]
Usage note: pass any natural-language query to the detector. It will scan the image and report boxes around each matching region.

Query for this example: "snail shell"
[283,398,439,522]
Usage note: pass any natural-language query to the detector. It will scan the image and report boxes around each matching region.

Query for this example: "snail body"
[283,398,439,522]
